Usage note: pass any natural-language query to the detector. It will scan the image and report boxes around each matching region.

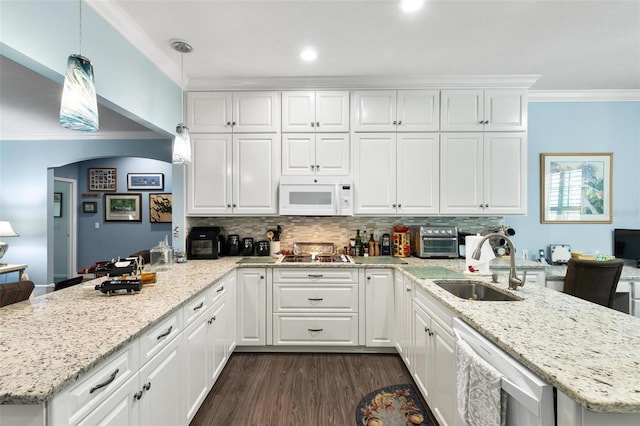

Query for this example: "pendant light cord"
[79,0,83,55]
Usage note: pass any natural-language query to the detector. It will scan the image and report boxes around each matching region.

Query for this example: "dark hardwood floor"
[190,352,437,426]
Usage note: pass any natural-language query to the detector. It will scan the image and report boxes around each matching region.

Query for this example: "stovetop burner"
[279,254,352,264]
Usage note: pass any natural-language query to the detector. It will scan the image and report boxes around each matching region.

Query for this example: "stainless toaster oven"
[411,226,459,258]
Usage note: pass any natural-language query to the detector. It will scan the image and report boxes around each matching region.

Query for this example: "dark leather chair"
[563,259,624,308]
[0,280,35,307]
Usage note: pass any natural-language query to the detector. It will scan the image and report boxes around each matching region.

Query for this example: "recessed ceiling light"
[400,0,425,13]
[300,48,317,62]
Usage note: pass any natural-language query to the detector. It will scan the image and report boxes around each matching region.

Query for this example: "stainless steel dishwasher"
[453,318,555,426]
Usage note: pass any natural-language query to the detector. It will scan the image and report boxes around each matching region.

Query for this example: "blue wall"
[76,158,173,269]
[506,101,640,259]
[0,0,181,135]
[0,139,171,284]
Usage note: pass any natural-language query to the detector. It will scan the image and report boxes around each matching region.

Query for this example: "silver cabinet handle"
[156,325,173,340]
[90,369,119,394]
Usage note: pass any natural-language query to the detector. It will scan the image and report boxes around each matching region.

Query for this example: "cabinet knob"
[232,121,236,126]
[316,164,320,171]
[367,276,371,280]
[311,122,315,127]
[397,204,402,208]
[310,165,315,171]
[406,287,411,292]
[227,204,231,208]
[143,382,151,391]
[316,121,320,127]
[232,204,237,208]
[393,120,397,125]
[226,121,231,126]
[134,391,143,401]
[260,275,264,279]
[392,204,397,208]
[398,120,402,125]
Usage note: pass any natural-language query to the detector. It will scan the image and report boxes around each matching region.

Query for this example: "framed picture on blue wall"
[104,193,142,222]
[88,168,117,191]
[127,173,164,190]
[541,152,612,223]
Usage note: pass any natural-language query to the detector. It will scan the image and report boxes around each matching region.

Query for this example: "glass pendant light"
[171,40,193,164]
[60,0,99,132]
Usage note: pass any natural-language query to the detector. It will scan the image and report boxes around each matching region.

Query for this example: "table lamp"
[0,221,19,265]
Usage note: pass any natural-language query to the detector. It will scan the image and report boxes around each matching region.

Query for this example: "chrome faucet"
[472,233,526,290]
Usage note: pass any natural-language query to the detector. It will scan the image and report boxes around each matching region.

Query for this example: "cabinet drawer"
[273,284,358,312]
[48,343,138,426]
[273,314,358,345]
[273,268,358,284]
[210,280,228,305]
[139,311,182,365]
[184,292,209,327]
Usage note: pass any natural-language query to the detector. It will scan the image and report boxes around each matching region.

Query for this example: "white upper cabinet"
[282,133,350,176]
[354,133,439,215]
[282,91,350,132]
[440,132,526,215]
[186,91,280,133]
[353,90,440,132]
[186,134,279,215]
[440,89,527,132]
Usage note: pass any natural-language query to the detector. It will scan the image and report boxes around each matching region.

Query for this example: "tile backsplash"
[187,216,504,252]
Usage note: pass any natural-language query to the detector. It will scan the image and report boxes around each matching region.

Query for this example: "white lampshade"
[172,123,192,164]
[0,221,18,263]
[0,221,18,237]
[60,54,99,132]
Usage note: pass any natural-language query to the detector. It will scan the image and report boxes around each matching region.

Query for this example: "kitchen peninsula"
[1,257,640,426]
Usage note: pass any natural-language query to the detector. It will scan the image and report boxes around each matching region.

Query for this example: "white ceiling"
[2,0,639,141]
[102,0,640,91]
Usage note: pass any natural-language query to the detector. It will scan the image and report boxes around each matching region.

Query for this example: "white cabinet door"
[354,133,397,214]
[237,268,267,346]
[209,298,228,385]
[186,134,233,215]
[430,321,456,426]
[412,303,430,401]
[441,89,527,132]
[186,92,233,133]
[315,133,350,175]
[483,132,526,214]
[232,91,280,133]
[440,133,484,214]
[282,91,349,132]
[393,272,405,357]
[352,91,397,132]
[315,91,350,132]
[282,91,315,132]
[364,269,394,347]
[396,90,440,132]
[183,311,210,423]
[484,89,527,131]
[282,133,349,176]
[440,89,483,131]
[137,336,183,426]
[396,133,439,215]
[233,134,279,215]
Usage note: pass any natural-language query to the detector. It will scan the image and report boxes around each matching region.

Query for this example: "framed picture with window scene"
[540,153,612,223]
[104,193,142,222]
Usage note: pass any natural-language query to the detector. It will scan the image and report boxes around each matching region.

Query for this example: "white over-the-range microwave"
[278,176,354,216]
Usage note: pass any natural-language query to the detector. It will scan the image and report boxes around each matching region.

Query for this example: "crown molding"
[529,90,640,102]
[188,74,541,91]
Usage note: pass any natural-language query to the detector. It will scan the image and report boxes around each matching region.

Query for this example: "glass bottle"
[150,235,173,272]
[368,231,376,257]
[355,230,362,257]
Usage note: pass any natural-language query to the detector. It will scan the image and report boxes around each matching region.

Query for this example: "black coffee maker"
[226,234,240,256]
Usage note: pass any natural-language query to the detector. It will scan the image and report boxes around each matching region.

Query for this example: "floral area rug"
[355,384,433,426]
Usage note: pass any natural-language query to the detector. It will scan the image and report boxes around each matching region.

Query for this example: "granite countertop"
[1,256,639,414]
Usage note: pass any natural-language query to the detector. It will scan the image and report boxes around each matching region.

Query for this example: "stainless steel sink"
[433,280,523,301]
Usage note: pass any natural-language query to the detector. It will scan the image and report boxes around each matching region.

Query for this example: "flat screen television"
[614,229,640,262]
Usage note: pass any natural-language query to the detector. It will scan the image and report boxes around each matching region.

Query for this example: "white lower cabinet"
[364,268,395,347]
[394,272,413,368]
[237,268,268,346]
[412,285,457,426]
[272,268,359,346]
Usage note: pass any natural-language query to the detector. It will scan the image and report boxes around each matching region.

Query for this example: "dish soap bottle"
[150,235,173,272]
